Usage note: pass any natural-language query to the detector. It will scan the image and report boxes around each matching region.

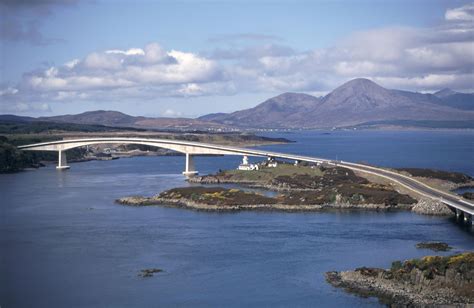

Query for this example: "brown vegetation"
[191,164,417,207]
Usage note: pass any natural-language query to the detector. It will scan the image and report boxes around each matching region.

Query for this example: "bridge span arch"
[17,137,272,175]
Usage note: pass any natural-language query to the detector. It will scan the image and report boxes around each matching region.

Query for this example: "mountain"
[39,110,139,126]
[433,89,474,110]
[200,78,474,128]
[198,92,321,128]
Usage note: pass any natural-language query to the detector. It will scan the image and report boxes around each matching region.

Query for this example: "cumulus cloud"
[162,109,183,117]
[1,43,231,111]
[2,3,473,114]
[445,3,474,21]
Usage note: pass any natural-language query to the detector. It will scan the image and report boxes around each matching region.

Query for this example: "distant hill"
[0,119,146,134]
[199,78,474,128]
[36,110,228,130]
[39,110,139,126]
[433,89,474,110]
[0,114,36,123]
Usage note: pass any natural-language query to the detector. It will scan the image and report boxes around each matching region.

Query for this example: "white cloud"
[374,73,474,92]
[162,109,183,117]
[143,43,168,63]
[106,48,145,56]
[445,3,474,21]
[0,87,19,96]
[178,83,203,96]
[83,52,123,70]
[64,59,80,69]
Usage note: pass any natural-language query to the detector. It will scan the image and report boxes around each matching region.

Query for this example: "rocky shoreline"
[325,252,474,306]
[411,198,454,216]
[117,194,456,217]
[117,195,414,212]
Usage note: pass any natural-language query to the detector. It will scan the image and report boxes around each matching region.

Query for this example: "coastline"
[325,252,474,306]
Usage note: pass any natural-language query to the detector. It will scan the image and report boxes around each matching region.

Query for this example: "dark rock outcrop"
[138,268,163,278]
[416,242,452,252]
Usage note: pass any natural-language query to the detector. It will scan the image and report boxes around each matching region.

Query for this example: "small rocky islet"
[138,268,163,278]
[416,242,452,252]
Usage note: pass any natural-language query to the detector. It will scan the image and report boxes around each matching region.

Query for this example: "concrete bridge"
[18,137,474,225]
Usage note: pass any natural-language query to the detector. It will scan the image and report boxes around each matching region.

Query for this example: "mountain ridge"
[2,78,473,130]
[199,78,474,128]
[0,110,229,131]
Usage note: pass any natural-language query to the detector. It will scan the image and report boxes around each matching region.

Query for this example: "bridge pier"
[182,153,198,177]
[56,150,70,170]
[464,213,472,225]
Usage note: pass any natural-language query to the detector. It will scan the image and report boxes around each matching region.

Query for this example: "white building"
[267,161,278,168]
[238,155,259,171]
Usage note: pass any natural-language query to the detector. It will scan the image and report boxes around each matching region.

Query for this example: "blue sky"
[1,0,473,117]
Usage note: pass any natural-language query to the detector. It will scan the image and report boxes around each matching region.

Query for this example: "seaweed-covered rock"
[416,242,452,252]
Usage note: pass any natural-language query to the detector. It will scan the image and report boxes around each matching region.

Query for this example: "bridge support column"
[56,150,70,170]
[463,213,472,225]
[456,208,463,221]
[182,153,198,177]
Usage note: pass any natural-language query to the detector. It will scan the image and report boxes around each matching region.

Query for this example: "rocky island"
[115,162,474,216]
[326,252,474,306]
[117,163,419,212]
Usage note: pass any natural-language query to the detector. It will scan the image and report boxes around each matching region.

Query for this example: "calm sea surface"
[1,130,473,307]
